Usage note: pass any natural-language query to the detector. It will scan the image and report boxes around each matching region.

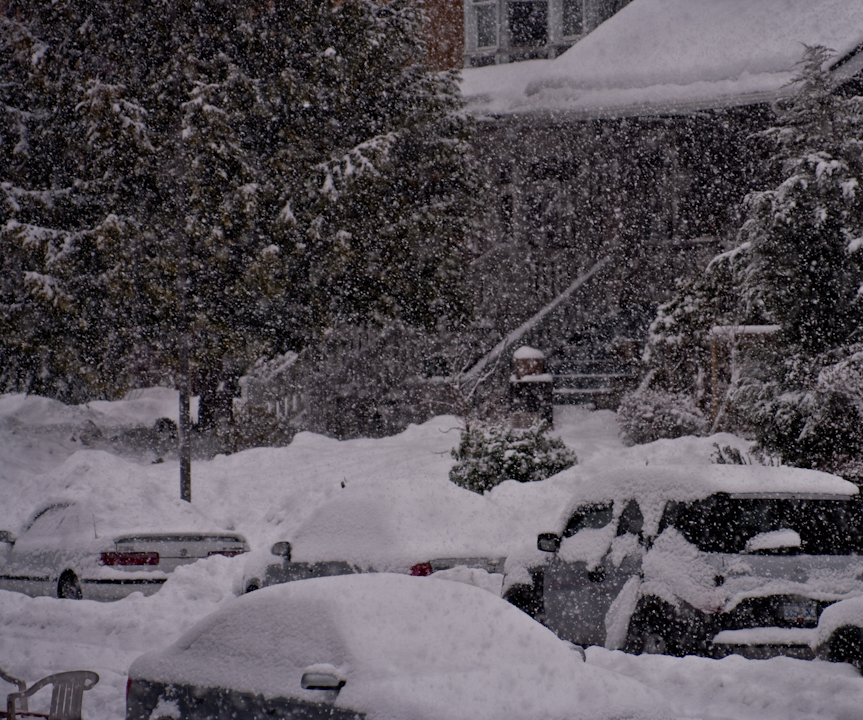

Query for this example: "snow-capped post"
[510,347,553,428]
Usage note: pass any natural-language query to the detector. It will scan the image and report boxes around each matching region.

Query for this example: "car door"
[542,500,645,647]
[2,504,73,597]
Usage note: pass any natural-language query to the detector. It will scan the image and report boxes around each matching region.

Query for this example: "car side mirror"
[537,533,561,553]
[271,541,291,559]
[744,529,801,554]
[301,664,345,691]
[0,530,15,545]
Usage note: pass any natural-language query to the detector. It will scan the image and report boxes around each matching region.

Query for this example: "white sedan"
[127,573,676,720]
[0,499,247,601]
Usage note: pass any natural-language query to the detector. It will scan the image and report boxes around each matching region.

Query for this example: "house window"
[509,1,548,47]
[562,0,583,36]
[474,0,498,49]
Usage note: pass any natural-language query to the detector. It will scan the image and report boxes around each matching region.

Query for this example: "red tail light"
[100,551,159,566]
[126,677,132,701]
[208,550,244,558]
[409,562,433,577]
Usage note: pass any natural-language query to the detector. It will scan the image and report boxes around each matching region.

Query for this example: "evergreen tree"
[627,47,863,479]
[0,0,477,425]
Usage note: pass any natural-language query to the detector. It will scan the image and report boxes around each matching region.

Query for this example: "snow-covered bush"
[617,388,707,445]
[736,345,863,482]
[449,423,576,494]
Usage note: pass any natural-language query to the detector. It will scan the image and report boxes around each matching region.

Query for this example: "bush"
[449,422,577,494]
[617,388,707,445]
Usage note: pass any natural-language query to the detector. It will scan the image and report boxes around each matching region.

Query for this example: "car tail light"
[100,551,159,566]
[126,677,132,701]
[208,550,244,558]
[409,562,433,577]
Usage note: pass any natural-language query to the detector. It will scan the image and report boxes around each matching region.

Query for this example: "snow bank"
[5,394,863,720]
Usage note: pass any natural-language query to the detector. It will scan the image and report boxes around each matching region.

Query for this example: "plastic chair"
[6,672,98,720]
[0,669,28,716]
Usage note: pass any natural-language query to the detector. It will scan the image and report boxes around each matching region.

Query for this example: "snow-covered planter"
[617,388,707,445]
[449,423,576,494]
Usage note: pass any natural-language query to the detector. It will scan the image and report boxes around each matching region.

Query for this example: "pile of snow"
[4,392,863,720]
[461,0,863,117]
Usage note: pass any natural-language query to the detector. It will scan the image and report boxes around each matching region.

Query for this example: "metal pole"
[172,10,191,503]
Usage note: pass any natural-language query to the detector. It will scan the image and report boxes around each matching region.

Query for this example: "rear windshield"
[662,494,861,555]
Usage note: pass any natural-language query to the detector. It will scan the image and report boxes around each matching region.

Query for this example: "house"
[456,0,863,406]
[463,0,634,66]
[421,0,633,69]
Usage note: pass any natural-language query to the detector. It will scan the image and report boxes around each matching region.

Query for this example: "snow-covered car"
[242,495,507,595]
[0,499,248,601]
[503,464,863,659]
[126,573,673,720]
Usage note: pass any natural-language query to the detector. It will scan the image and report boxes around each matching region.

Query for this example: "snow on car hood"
[130,573,671,720]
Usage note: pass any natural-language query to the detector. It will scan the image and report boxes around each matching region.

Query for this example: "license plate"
[782,600,817,623]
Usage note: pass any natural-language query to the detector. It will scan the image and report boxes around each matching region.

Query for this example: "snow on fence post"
[510,346,553,428]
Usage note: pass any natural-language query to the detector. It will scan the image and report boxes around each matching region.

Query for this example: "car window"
[662,494,859,555]
[23,504,73,536]
[616,500,643,537]
[562,503,614,538]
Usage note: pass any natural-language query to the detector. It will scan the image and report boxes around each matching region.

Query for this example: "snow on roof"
[129,573,669,720]
[461,0,863,118]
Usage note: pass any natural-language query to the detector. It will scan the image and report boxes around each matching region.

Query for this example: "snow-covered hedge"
[617,388,707,445]
[449,423,576,494]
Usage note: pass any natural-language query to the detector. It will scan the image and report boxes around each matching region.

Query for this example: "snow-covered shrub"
[736,345,863,482]
[617,388,707,445]
[449,423,576,494]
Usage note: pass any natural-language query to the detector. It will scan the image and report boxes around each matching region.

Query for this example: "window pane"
[562,0,583,36]
[476,5,497,48]
[509,1,548,47]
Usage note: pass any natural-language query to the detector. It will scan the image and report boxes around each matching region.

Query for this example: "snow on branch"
[3,219,75,265]
[1,183,71,212]
[315,132,399,200]
[23,271,70,306]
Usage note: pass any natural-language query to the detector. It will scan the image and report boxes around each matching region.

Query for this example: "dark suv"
[503,465,863,658]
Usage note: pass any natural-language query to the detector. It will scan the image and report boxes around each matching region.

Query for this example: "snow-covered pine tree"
[622,47,863,478]
[731,46,863,477]
[0,0,479,433]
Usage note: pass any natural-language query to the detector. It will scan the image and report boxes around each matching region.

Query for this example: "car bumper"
[82,576,167,601]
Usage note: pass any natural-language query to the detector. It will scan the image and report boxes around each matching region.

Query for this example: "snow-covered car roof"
[129,573,671,720]
[550,464,857,534]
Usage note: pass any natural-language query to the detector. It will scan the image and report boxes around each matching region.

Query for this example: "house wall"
[463,0,634,67]
[422,0,465,70]
[467,104,779,352]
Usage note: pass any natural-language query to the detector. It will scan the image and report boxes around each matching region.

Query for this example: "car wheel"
[502,571,544,619]
[58,571,83,600]
[825,626,863,671]
[640,631,668,655]
[624,598,678,656]
[245,581,260,594]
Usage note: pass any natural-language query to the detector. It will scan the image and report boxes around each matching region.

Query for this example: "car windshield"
[663,494,861,555]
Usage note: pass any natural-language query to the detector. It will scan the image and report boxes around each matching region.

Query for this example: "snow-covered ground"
[2,390,863,720]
